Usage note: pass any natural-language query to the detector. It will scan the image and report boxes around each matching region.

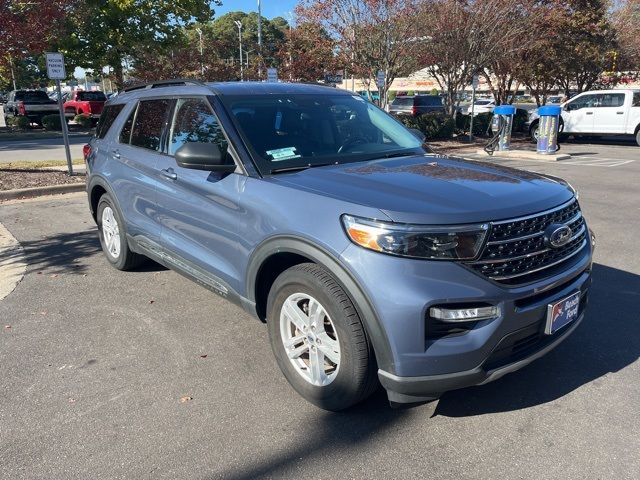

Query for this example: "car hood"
[270,154,574,224]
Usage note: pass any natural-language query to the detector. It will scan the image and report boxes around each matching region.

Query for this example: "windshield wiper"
[270,163,333,174]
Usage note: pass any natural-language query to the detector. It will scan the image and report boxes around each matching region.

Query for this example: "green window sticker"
[266,147,301,161]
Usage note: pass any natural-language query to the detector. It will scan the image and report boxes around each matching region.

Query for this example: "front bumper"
[340,233,593,403]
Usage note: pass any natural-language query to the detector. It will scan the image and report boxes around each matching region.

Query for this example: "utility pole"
[195,27,204,77]
[234,20,244,81]
[257,0,263,79]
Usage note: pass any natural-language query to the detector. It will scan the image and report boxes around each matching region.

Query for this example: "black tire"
[529,121,539,143]
[635,129,640,147]
[266,263,378,411]
[96,193,146,270]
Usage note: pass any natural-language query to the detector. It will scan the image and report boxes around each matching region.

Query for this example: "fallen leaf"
[68,398,76,404]
[179,396,193,403]
[40,311,47,316]
[50,274,58,278]
[4,325,11,329]
[199,355,208,359]
[37,271,43,275]
[148,299,155,304]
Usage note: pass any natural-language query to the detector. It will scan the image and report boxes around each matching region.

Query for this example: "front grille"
[467,199,588,285]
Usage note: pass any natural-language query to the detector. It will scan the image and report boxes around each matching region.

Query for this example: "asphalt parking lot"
[0,143,639,479]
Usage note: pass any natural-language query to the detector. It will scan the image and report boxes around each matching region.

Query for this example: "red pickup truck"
[63,90,107,120]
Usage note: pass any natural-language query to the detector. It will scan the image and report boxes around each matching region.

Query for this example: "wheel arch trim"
[246,235,395,372]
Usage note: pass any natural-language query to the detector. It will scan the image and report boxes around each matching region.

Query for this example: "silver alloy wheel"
[101,206,121,259]
[280,293,341,386]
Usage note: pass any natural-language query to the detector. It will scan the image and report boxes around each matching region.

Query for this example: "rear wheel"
[96,193,146,270]
[266,263,378,411]
[636,129,640,147]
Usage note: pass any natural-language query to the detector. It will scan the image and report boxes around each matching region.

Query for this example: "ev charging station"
[536,105,562,154]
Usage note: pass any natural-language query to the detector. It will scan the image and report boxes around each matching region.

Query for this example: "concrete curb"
[474,149,572,161]
[0,220,26,302]
[0,183,85,202]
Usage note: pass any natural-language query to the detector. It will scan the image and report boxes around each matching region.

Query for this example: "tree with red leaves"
[0,0,72,88]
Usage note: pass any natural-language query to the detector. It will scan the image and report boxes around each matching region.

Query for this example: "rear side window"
[633,93,640,107]
[130,99,172,151]
[96,104,124,139]
[598,93,625,108]
[15,91,49,101]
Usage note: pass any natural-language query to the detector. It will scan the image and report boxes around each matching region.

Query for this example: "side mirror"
[175,142,236,173]
[409,128,426,143]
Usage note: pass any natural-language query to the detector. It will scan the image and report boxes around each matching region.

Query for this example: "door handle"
[586,112,594,115]
[616,111,624,115]
[112,149,121,159]
[161,168,177,180]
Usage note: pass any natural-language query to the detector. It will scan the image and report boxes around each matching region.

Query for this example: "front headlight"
[342,215,489,260]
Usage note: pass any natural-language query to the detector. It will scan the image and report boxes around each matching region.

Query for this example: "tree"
[552,0,616,96]
[417,0,531,115]
[613,0,640,74]
[0,0,73,88]
[297,0,422,108]
[61,0,219,88]
[277,22,338,82]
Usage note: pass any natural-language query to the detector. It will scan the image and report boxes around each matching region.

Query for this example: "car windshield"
[77,91,107,101]
[223,93,424,174]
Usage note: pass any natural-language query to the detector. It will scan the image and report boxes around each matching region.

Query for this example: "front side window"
[168,98,228,156]
[130,99,171,151]
[222,93,424,174]
[567,94,599,111]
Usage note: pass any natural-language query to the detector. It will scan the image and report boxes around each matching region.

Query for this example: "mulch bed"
[0,169,85,191]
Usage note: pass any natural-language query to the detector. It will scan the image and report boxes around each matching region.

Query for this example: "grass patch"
[1,159,84,170]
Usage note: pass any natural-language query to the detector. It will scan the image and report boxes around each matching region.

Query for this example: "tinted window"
[168,98,228,156]
[96,104,125,139]
[77,91,107,102]
[130,99,171,151]
[15,90,50,101]
[598,93,625,108]
[567,94,598,110]
[392,97,412,107]
[119,106,136,144]
[224,93,423,174]
[634,93,640,107]
[415,96,443,106]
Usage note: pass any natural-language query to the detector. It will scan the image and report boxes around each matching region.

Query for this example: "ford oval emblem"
[546,224,573,248]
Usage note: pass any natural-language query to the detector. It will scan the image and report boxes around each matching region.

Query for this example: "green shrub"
[74,114,93,129]
[41,114,62,131]
[8,115,30,130]
[513,108,529,133]
[455,112,493,136]
[400,112,455,140]
[406,90,415,96]
[430,88,439,95]
[387,90,397,103]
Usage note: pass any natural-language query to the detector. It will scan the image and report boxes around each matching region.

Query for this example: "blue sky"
[214,0,299,19]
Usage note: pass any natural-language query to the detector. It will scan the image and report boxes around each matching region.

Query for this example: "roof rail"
[122,79,208,93]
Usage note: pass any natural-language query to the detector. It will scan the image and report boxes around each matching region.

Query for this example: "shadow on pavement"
[435,263,640,417]
[213,388,415,480]
[563,136,636,147]
[1,228,165,274]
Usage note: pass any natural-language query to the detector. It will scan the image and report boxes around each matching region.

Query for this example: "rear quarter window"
[415,96,443,106]
[96,104,125,139]
[130,99,172,151]
[392,97,412,107]
[633,92,640,107]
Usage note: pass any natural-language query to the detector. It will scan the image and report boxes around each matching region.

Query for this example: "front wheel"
[636,129,640,147]
[266,263,378,411]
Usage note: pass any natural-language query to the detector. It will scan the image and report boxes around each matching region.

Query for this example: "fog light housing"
[430,305,500,323]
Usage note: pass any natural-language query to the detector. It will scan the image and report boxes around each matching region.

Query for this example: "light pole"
[195,27,204,77]
[257,0,263,78]
[234,20,243,81]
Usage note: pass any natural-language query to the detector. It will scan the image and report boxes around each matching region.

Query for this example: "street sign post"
[267,67,278,83]
[469,74,479,142]
[46,52,73,176]
[376,70,385,107]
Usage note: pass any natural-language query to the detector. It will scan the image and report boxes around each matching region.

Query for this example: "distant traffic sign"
[267,68,278,83]
[325,73,343,84]
[46,52,66,80]
[376,70,385,88]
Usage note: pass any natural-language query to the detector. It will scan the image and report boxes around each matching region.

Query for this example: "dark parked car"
[4,90,58,125]
[85,80,594,411]
[389,95,445,116]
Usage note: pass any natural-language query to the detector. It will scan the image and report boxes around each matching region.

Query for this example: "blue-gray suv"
[85,80,594,410]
